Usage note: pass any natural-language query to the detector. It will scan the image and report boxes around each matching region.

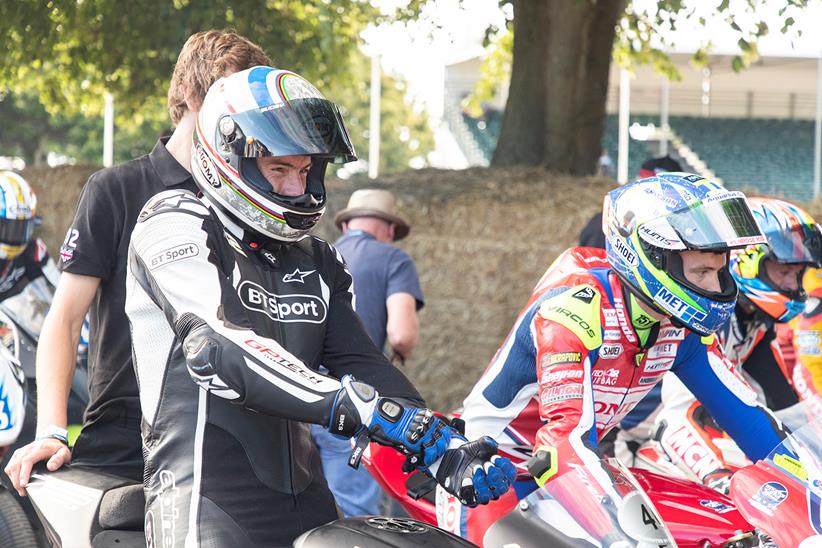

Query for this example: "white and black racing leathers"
[125,189,425,547]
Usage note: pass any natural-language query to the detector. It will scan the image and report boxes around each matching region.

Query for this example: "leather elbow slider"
[527,446,558,487]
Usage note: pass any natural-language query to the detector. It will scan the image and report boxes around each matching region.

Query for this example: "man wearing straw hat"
[312,188,424,517]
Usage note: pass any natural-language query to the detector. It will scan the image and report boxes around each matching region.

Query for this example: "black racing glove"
[432,436,517,507]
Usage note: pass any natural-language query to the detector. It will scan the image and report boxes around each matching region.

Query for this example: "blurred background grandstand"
[439,52,819,200]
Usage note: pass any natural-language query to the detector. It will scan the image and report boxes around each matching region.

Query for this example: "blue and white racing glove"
[329,376,516,506]
[431,436,517,507]
[329,375,451,469]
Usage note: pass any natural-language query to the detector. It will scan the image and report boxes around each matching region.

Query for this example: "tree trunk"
[492,0,626,175]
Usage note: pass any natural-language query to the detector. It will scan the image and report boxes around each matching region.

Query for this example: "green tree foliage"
[470,0,805,113]
[0,1,431,170]
[464,0,809,172]
[0,0,397,118]
[326,52,433,174]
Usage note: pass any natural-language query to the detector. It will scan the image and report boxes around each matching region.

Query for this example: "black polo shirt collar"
[149,136,193,187]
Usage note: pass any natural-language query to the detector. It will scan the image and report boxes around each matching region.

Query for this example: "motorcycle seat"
[98,483,145,530]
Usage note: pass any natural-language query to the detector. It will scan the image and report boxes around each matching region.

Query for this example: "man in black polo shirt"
[5,30,272,492]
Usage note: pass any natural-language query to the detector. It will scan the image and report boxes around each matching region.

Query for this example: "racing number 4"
[641,503,659,530]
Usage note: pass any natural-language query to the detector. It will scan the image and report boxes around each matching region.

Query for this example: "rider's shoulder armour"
[537,283,604,350]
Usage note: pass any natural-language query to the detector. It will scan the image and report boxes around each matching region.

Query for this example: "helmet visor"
[666,193,765,251]
[230,98,356,164]
[766,222,822,266]
[0,219,33,245]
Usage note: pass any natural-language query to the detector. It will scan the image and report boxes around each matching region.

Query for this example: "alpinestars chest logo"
[283,268,315,283]
[238,281,327,324]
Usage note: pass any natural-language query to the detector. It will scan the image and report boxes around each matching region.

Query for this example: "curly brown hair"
[167,30,272,125]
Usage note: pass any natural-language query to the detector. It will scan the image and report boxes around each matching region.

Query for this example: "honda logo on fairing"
[239,281,327,324]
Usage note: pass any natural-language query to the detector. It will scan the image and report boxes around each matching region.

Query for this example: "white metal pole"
[814,52,822,198]
[617,68,631,184]
[103,92,114,167]
[660,78,670,157]
[368,54,382,179]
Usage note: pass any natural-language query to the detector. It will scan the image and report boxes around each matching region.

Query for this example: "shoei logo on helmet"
[612,236,638,267]
[195,143,221,188]
[238,281,327,324]
[653,287,707,323]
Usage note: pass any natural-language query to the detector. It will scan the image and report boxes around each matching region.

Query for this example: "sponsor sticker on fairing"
[699,499,734,514]
[749,482,788,515]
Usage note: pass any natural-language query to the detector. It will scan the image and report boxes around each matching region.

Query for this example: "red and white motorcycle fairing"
[730,402,822,547]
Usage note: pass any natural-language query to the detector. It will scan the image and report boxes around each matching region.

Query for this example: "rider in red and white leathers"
[437,174,788,542]
[653,198,822,492]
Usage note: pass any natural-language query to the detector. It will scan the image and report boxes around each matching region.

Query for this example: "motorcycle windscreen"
[516,458,675,546]
[729,400,822,544]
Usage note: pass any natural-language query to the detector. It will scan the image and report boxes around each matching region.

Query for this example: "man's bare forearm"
[34,273,100,432]
[35,308,83,431]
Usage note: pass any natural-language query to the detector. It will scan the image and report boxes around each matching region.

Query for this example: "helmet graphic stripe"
[247,66,274,108]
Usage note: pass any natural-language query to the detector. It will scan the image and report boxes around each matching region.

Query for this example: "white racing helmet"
[0,342,25,447]
[191,66,356,242]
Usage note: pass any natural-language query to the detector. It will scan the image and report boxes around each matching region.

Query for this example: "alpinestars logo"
[239,281,327,323]
[572,286,595,304]
[283,268,316,283]
[157,470,179,547]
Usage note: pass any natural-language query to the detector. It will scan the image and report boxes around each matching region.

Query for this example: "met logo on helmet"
[611,236,638,267]
[653,287,707,323]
